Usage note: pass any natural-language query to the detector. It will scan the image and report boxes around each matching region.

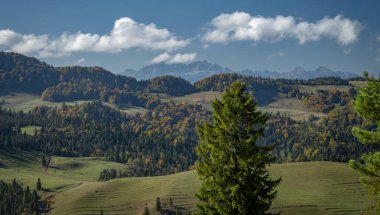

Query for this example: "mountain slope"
[0,52,60,94]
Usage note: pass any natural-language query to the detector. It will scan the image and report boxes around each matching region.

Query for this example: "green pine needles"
[195,81,281,215]
[349,72,380,211]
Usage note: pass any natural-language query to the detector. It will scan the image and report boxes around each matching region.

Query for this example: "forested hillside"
[0,52,195,104]
[0,52,59,94]
[0,100,210,176]
[0,51,374,176]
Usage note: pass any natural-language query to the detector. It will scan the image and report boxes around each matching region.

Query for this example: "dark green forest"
[0,52,377,178]
[0,179,40,215]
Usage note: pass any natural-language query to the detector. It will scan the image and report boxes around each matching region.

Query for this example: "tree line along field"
[0,90,316,122]
[0,149,369,215]
[0,92,148,115]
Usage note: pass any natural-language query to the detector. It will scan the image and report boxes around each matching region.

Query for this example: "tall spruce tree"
[349,72,380,210]
[195,81,281,215]
[37,178,42,191]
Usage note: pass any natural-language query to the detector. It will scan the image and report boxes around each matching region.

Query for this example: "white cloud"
[150,52,197,64]
[202,12,362,45]
[0,29,49,54]
[267,52,285,60]
[150,52,171,64]
[377,35,380,42]
[0,17,189,57]
[168,53,197,64]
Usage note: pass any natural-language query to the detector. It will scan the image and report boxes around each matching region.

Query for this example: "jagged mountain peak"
[121,60,358,81]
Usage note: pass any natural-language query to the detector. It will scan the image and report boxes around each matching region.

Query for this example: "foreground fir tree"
[195,81,281,215]
[349,72,380,210]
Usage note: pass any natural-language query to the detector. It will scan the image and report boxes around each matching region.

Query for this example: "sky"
[0,0,380,75]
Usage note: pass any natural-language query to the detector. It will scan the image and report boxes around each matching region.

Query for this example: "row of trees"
[98,168,127,181]
[0,179,40,215]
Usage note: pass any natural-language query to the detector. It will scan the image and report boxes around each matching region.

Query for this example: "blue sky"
[0,0,379,74]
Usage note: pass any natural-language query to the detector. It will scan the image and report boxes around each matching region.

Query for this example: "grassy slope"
[0,149,126,196]
[0,93,88,112]
[165,91,325,121]
[0,150,369,215]
[1,82,358,121]
[159,91,223,110]
[0,93,147,114]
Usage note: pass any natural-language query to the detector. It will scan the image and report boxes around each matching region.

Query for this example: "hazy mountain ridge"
[123,62,358,82]
[121,61,232,82]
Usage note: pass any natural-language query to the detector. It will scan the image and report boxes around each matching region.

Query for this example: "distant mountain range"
[122,61,358,82]
[122,61,232,82]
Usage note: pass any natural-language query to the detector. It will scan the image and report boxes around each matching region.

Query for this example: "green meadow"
[0,150,370,215]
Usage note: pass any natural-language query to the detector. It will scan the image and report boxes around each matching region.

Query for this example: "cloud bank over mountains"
[151,52,197,64]
[0,11,363,64]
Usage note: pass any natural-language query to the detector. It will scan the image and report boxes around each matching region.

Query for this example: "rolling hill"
[0,150,369,215]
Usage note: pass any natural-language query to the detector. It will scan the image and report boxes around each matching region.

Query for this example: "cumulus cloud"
[151,52,172,64]
[150,52,197,64]
[202,12,362,45]
[0,17,189,57]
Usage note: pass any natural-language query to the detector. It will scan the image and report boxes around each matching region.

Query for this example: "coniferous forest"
[0,51,379,214]
[0,52,377,174]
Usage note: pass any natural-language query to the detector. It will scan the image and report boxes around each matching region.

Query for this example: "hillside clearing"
[164,91,324,121]
[0,92,147,114]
